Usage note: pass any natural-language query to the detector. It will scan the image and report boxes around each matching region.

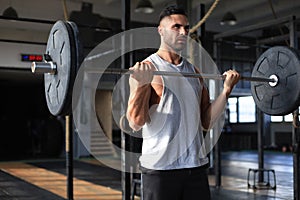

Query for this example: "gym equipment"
[31,20,300,117]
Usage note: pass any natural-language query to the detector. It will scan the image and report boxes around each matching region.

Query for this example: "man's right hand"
[129,61,155,87]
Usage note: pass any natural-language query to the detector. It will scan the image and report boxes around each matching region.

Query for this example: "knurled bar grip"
[97,68,277,83]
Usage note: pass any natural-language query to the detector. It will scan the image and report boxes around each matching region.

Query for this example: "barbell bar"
[32,61,277,85]
[31,20,300,117]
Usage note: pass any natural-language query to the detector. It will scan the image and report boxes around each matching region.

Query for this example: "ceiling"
[0,0,300,39]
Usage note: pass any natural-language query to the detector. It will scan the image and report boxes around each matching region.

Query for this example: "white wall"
[0,42,45,68]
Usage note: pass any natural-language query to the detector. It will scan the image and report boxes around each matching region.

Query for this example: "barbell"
[31,20,300,117]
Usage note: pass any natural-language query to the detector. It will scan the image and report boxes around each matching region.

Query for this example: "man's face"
[158,14,189,52]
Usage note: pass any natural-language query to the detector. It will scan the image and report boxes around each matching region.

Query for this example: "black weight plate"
[44,21,79,116]
[66,21,84,114]
[67,21,84,71]
[251,46,300,116]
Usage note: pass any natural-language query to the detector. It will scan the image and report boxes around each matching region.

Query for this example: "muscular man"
[127,5,240,200]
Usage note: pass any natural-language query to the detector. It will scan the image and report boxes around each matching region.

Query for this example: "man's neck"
[156,49,182,65]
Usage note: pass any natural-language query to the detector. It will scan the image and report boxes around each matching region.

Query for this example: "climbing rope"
[190,0,221,34]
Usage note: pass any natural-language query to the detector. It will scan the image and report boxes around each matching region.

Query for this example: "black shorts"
[140,165,211,200]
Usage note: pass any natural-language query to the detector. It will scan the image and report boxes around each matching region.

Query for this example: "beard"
[163,35,187,52]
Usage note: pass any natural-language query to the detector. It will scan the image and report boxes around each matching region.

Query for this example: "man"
[126,5,240,200]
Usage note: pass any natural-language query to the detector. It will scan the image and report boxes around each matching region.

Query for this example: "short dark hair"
[158,5,187,23]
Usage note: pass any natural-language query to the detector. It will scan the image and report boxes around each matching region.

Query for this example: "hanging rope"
[268,0,289,46]
[189,0,221,34]
[293,110,300,128]
[188,0,220,69]
[62,0,69,21]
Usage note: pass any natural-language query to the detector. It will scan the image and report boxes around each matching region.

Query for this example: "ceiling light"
[135,0,154,14]
[2,6,18,18]
[220,12,237,26]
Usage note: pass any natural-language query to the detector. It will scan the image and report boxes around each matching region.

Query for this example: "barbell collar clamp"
[268,75,279,87]
[31,61,57,75]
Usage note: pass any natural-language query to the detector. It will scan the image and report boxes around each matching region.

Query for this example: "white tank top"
[139,53,209,170]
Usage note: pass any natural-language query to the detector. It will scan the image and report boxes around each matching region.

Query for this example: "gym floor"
[0,151,293,200]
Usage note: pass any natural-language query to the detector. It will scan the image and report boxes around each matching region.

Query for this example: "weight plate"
[67,21,84,71]
[251,46,300,116]
[65,21,83,115]
[44,20,79,116]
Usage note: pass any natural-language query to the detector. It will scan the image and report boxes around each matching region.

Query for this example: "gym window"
[238,96,256,123]
[228,97,237,123]
[271,110,300,122]
[228,97,300,123]
[228,96,256,123]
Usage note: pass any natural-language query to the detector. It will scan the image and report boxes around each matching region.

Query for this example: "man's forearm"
[127,80,151,131]
[205,88,230,130]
